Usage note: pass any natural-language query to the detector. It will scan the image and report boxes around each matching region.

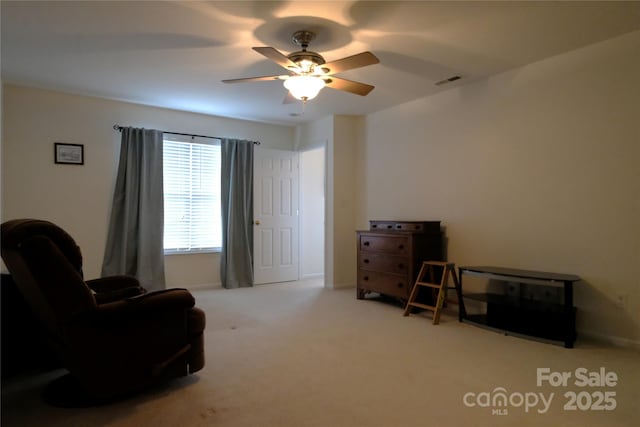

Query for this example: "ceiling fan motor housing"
[288,50,326,66]
[292,30,315,49]
[288,30,326,72]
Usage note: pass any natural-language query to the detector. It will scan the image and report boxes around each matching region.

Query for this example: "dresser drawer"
[369,221,397,231]
[359,253,409,275]
[359,235,409,255]
[370,221,440,233]
[357,271,411,299]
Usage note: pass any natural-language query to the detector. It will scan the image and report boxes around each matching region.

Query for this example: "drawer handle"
[396,224,402,229]
[398,245,404,250]
[363,276,369,281]
[397,282,403,288]
[363,259,370,264]
[397,263,404,269]
[363,241,370,246]
[386,225,392,229]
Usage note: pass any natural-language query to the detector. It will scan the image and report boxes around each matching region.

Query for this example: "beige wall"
[331,116,362,288]
[1,85,295,287]
[361,31,640,345]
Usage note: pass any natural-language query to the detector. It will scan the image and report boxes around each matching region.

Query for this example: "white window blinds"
[163,136,222,253]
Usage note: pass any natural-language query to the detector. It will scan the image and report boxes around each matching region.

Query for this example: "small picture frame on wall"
[54,143,84,165]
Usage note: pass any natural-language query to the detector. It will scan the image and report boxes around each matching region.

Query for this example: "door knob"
[255,220,261,225]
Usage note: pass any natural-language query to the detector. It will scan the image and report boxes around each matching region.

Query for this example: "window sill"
[164,249,221,256]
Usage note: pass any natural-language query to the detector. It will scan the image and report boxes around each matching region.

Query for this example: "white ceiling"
[2,1,640,126]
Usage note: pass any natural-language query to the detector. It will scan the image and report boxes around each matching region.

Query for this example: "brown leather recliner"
[0,219,206,404]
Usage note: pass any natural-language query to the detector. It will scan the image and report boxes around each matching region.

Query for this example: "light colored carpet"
[2,279,639,427]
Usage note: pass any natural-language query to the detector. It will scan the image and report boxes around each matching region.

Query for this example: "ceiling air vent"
[435,75,461,86]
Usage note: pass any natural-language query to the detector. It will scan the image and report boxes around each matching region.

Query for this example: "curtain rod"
[113,125,260,145]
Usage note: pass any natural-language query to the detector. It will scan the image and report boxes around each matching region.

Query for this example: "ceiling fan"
[222,30,380,103]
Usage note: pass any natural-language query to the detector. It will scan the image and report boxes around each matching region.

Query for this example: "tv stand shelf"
[458,266,580,348]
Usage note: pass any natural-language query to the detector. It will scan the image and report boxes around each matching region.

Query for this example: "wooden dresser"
[356,221,443,301]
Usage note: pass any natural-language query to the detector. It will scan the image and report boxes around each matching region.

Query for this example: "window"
[163,136,222,253]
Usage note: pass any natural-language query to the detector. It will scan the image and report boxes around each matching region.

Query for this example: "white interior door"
[253,147,299,284]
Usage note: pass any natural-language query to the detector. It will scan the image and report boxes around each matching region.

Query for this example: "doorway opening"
[299,146,325,281]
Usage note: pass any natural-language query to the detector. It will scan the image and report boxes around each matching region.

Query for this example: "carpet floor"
[2,279,639,427]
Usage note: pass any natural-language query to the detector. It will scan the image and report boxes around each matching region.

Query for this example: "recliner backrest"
[2,219,83,273]
[1,219,97,345]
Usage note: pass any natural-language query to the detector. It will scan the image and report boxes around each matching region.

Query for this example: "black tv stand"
[458,266,580,348]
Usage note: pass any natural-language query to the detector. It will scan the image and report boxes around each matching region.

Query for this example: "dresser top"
[367,220,441,233]
[370,220,440,224]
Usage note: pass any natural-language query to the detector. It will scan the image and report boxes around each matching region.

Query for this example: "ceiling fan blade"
[253,47,299,70]
[324,76,375,96]
[320,51,379,75]
[222,75,286,84]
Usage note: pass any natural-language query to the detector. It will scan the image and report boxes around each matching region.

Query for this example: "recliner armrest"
[86,276,144,293]
[85,289,196,324]
[86,276,146,304]
[93,286,145,304]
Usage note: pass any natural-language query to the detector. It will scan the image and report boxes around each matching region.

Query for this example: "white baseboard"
[300,273,324,280]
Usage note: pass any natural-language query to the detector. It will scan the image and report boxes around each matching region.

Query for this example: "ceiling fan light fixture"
[284,75,325,101]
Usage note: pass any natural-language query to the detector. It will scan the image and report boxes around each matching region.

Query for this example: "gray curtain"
[220,139,254,289]
[102,127,165,291]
